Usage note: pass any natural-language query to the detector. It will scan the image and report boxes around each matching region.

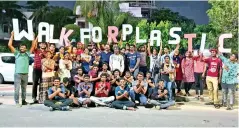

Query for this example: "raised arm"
[8,32,15,53]
[158,40,163,56]
[30,35,37,54]
[147,40,151,56]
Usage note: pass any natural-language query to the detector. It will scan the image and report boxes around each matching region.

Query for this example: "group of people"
[8,31,238,111]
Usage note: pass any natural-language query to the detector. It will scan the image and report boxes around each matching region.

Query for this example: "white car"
[0,53,34,84]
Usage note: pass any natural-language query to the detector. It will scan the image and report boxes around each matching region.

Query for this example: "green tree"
[207,0,238,53]
[64,24,81,41]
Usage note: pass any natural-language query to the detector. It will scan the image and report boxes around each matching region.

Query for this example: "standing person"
[126,44,140,78]
[71,54,81,85]
[32,38,47,104]
[81,48,91,74]
[193,50,205,100]
[98,63,112,81]
[173,50,183,95]
[74,68,84,87]
[58,52,72,82]
[161,44,180,64]
[219,52,238,110]
[130,72,148,105]
[90,73,115,106]
[8,32,35,106]
[111,78,136,111]
[148,40,162,83]
[138,45,148,76]
[100,44,112,64]
[76,42,84,55]
[203,49,222,109]
[44,77,73,111]
[39,51,55,104]
[161,55,175,101]
[49,43,56,56]
[181,51,195,96]
[109,46,125,74]
[53,46,65,76]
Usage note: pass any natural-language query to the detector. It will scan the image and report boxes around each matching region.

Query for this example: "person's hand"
[224,65,229,71]
[57,88,61,93]
[124,76,127,80]
[11,31,14,37]
[117,91,122,95]
[130,68,134,73]
[202,73,205,78]
[147,79,152,83]
[123,91,128,97]
[52,87,56,92]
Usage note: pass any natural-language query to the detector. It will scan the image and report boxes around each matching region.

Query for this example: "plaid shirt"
[34,49,46,69]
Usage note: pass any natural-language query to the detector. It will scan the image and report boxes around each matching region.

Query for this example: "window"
[3,24,8,33]
[1,56,15,64]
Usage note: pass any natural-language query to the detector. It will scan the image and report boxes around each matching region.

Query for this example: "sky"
[18,1,209,25]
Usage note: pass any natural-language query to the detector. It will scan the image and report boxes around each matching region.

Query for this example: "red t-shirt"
[76,49,83,55]
[34,49,47,69]
[205,58,222,77]
[95,82,111,97]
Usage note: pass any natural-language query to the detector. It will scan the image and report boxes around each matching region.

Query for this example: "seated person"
[124,71,134,89]
[44,77,73,111]
[90,73,115,106]
[130,72,148,105]
[109,69,121,96]
[148,79,175,110]
[62,77,79,106]
[111,78,136,111]
[77,75,93,108]
[145,72,155,98]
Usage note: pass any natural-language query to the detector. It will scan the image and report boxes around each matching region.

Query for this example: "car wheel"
[0,74,4,84]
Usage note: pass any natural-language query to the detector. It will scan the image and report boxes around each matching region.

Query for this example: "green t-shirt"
[14,50,30,74]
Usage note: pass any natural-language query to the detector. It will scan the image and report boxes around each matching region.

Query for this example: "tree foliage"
[64,24,81,41]
[207,0,238,53]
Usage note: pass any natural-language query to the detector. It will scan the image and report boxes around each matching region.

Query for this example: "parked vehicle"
[0,53,34,84]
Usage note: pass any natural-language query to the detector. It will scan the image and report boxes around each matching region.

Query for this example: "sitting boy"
[44,77,73,111]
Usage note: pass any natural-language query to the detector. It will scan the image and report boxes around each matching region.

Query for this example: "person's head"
[113,69,120,77]
[83,74,90,83]
[64,52,70,60]
[146,72,151,79]
[92,65,99,71]
[76,54,81,61]
[174,49,179,56]
[46,51,52,59]
[229,53,238,62]
[137,72,144,81]
[77,68,83,75]
[63,77,69,86]
[49,44,55,52]
[152,48,158,55]
[91,48,97,55]
[210,49,217,57]
[139,45,145,52]
[39,42,47,49]
[77,42,83,49]
[164,47,169,54]
[53,77,61,87]
[126,44,130,50]
[114,46,120,54]
[100,73,107,82]
[119,77,126,87]
[121,48,126,54]
[164,55,170,63]
[158,79,164,89]
[104,44,110,51]
[102,63,108,70]
[59,46,65,54]
[185,51,192,58]
[84,48,89,54]
[129,44,135,52]
[72,46,77,54]
[125,71,131,78]
[95,54,101,61]
[19,44,27,53]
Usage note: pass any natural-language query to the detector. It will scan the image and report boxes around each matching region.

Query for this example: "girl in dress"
[58,52,72,82]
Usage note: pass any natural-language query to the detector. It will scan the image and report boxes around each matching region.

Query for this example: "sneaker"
[205,102,214,105]
[22,100,28,105]
[82,104,89,109]
[226,105,233,110]
[214,104,220,109]
[16,103,22,108]
[151,106,161,110]
[49,107,54,111]
[135,100,139,104]
[0,102,2,105]
[61,106,70,111]
[145,104,154,108]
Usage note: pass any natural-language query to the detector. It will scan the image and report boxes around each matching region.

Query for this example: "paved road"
[0,104,238,127]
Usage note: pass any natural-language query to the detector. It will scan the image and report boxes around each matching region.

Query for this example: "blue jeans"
[164,81,173,101]
[149,100,175,109]
[111,100,135,109]
[129,90,147,105]
[221,83,236,105]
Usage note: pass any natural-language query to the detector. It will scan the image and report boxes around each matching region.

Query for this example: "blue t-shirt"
[126,52,140,69]
[77,82,93,98]
[48,85,66,100]
[115,86,130,101]
[100,51,112,64]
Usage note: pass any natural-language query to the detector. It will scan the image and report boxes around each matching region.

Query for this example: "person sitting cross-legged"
[90,73,115,106]
[77,75,93,108]
[44,77,73,111]
[111,78,136,111]
[147,79,176,110]
[130,72,148,106]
